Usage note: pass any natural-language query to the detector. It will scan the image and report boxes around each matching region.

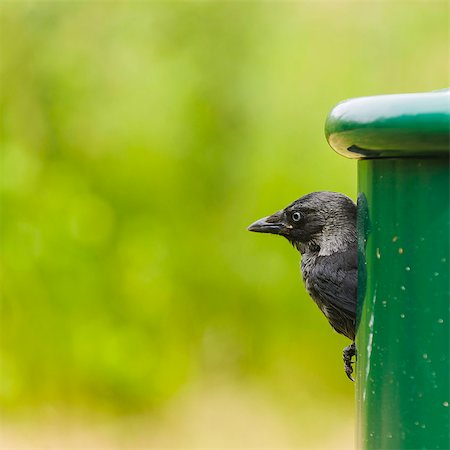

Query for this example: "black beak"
[247,211,288,235]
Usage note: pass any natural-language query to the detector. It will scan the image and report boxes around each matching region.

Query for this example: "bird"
[248,191,357,380]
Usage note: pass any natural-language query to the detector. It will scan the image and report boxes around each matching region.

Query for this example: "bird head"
[248,191,356,255]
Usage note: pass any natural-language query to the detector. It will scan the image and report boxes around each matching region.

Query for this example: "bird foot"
[343,342,356,382]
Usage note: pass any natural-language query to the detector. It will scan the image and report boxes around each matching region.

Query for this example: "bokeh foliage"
[0,0,448,422]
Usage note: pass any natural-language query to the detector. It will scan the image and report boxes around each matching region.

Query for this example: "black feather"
[304,248,357,340]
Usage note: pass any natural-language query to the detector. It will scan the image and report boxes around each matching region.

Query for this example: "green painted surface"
[356,158,449,449]
[326,90,450,449]
[325,90,450,159]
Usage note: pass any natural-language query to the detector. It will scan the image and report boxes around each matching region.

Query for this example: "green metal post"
[325,91,450,450]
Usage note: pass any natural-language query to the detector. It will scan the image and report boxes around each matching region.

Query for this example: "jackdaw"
[248,191,357,380]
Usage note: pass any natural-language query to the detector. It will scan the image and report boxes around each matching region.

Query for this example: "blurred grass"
[0,1,448,447]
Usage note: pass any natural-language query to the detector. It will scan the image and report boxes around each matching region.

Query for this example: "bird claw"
[345,363,354,382]
[343,342,356,382]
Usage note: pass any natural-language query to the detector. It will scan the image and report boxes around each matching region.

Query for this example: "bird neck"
[318,226,355,256]
[295,227,355,257]
[295,241,319,256]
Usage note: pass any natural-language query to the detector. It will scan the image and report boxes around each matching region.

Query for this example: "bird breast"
[300,253,329,315]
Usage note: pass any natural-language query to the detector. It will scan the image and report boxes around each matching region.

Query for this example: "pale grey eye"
[292,212,301,222]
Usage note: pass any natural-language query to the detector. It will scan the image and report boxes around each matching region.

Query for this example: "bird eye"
[292,212,301,222]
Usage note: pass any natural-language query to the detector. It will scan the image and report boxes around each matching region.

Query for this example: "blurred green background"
[0,1,448,448]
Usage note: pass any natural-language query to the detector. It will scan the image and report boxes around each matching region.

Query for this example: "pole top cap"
[325,89,450,159]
